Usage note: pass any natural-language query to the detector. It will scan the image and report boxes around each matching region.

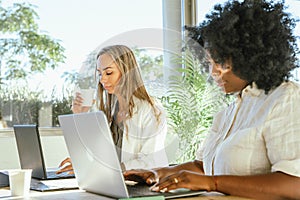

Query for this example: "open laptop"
[13,124,78,191]
[0,171,9,187]
[58,111,205,199]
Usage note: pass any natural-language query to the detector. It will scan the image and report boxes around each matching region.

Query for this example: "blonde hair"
[95,45,161,124]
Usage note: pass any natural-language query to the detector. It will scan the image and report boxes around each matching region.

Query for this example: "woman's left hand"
[150,170,214,192]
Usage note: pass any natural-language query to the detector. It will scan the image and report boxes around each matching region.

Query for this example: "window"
[0,0,163,128]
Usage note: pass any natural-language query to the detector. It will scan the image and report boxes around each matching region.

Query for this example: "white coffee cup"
[75,88,95,107]
[9,169,32,197]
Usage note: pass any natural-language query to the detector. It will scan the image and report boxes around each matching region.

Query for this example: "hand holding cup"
[72,88,95,113]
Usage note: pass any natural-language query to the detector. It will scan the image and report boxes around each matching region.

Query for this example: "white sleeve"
[264,85,300,177]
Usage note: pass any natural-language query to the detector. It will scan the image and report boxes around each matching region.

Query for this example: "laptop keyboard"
[127,184,162,197]
[46,170,75,179]
[30,178,79,191]
[127,184,206,198]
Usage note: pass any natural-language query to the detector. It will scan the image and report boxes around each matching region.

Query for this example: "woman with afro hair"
[124,0,300,199]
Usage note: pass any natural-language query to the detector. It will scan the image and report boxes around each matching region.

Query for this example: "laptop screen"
[58,112,129,198]
[13,124,47,179]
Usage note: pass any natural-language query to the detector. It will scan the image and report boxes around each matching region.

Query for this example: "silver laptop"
[58,111,205,199]
[13,124,77,191]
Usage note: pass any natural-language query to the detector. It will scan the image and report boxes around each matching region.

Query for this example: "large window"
[4,0,298,129]
[0,0,164,128]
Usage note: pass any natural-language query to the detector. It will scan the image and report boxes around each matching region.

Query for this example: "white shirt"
[197,81,300,177]
[121,97,169,170]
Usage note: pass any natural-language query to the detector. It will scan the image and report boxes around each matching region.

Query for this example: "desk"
[0,188,252,200]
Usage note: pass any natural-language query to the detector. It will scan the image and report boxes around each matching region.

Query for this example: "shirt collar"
[238,82,263,98]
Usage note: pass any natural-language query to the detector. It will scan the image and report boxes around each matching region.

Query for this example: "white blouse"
[121,97,169,170]
[197,81,300,177]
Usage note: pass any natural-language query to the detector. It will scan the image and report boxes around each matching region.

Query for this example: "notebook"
[13,124,77,191]
[58,111,205,199]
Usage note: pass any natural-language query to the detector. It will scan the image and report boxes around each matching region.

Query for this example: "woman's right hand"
[71,92,91,113]
[56,157,74,175]
[123,162,202,186]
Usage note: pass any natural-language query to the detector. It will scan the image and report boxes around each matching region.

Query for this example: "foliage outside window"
[0,1,65,81]
[0,0,232,164]
[0,1,68,127]
[161,48,233,163]
[0,83,73,127]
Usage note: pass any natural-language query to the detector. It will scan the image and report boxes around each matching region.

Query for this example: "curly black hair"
[185,0,299,93]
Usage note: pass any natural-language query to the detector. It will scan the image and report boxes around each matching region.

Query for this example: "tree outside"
[0,1,65,81]
[0,1,165,126]
[0,0,228,164]
[0,1,67,126]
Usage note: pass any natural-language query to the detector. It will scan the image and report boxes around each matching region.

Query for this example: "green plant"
[161,49,232,163]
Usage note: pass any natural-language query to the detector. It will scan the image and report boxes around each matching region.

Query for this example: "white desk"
[0,188,113,199]
[0,187,253,200]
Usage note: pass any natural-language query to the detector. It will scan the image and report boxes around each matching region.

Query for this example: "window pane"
[0,0,163,128]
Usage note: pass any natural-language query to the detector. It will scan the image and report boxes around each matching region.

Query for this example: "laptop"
[13,124,78,191]
[58,111,205,199]
[0,171,9,187]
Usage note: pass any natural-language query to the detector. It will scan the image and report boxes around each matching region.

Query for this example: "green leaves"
[0,2,39,33]
[0,1,65,80]
[161,49,232,163]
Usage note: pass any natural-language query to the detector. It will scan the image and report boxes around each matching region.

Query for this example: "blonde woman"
[57,45,168,173]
